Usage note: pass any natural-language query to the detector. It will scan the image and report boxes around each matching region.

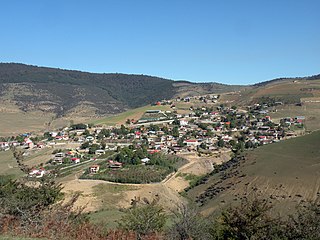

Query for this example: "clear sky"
[0,0,319,84]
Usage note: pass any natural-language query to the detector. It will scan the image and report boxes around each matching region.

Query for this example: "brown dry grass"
[60,151,231,215]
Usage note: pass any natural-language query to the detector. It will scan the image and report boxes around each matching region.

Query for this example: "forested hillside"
[0,63,241,117]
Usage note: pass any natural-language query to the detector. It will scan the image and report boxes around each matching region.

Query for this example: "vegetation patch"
[81,146,187,184]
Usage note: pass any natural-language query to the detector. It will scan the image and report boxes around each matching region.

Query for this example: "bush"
[118,201,167,239]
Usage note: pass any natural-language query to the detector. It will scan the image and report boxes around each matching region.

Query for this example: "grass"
[0,109,54,137]
[270,103,320,131]
[88,183,138,229]
[187,130,320,215]
[176,172,205,188]
[0,147,55,178]
[92,183,139,206]
[93,183,139,196]
[23,148,53,166]
[89,208,125,229]
[91,105,172,126]
[0,150,23,177]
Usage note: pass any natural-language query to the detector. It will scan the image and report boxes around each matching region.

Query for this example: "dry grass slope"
[187,130,320,215]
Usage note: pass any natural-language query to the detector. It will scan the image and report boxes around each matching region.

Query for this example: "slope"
[187,131,320,215]
[0,63,241,117]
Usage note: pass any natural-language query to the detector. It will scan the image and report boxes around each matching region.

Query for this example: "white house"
[95,149,105,155]
[141,157,151,165]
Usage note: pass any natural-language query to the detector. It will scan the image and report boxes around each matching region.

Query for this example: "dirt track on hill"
[61,151,231,212]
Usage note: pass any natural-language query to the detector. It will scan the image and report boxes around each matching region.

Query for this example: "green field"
[187,130,320,215]
[0,148,55,178]
[0,150,22,177]
[91,105,172,126]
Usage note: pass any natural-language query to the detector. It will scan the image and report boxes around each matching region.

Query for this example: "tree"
[245,140,254,149]
[101,140,106,150]
[172,118,180,126]
[177,137,186,147]
[217,139,225,148]
[172,126,179,138]
[120,124,128,135]
[210,196,282,240]
[167,204,211,240]
[82,129,90,136]
[236,140,245,153]
[89,144,100,154]
[149,124,160,132]
[206,130,214,137]
[80,141,90,149]
[70,123,87,130]
[118,202,167,239]
[284,198,320,239]
[199,142,207,150]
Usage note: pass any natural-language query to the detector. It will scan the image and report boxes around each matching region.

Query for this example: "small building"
[180,119,189,126]
[89,165,100,174]
[29,168,46,178]
[95,149,105,156]
[71,157,80,164]
[184,139,200,146]
[53,158,63,165]
[141,157,151,165]
[108,160,123,168]
[55,152,65,158]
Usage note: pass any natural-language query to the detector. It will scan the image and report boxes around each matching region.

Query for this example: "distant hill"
[253,73,320,87]
[0,63,242,117]
[186,131,320,215]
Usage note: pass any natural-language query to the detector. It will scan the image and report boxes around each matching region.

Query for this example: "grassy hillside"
[219,78,320,131]
[187,131,320,215]
[0,63,241,117]
[223,78,320,105]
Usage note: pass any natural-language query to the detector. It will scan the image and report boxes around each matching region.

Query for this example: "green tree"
[199,142,207,150]
[210,196,282,240]
[172,126,180,138]
[80,141,90,149]
[245,140,254,149]
[118,203,167,239]
[217,139,225,148]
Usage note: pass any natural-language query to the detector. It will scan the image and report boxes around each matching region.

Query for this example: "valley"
[1,65,320,236]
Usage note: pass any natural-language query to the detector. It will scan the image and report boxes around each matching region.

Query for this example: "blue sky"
[0,0,319,84]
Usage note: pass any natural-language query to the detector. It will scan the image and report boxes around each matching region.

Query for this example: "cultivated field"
[91,105,172,126]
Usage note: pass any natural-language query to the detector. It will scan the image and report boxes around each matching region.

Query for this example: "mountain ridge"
[0,63,242,117]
